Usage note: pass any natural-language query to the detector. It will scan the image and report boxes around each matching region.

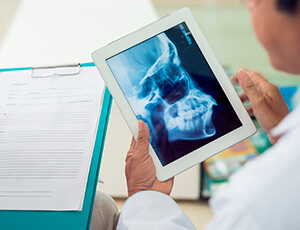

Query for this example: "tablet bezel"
[92,8,257,181]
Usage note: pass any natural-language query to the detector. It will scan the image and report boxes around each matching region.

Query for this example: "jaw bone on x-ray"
[108,33,217,143]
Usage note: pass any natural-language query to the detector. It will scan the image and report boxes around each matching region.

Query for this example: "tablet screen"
[106,22,242,166]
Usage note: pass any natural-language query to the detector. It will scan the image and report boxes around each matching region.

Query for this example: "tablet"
[92,8,256,181]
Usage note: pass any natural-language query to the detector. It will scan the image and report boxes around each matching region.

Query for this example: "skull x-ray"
[107,23,242,166]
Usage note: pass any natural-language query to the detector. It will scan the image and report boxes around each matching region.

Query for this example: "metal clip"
[30,63,81,78]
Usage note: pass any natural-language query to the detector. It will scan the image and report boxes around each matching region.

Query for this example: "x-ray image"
[107,23,242,166]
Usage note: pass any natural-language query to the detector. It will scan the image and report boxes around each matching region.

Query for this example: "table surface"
[0,0,158,67]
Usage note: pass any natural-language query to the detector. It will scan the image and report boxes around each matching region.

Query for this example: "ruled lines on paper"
[0,149,83,179]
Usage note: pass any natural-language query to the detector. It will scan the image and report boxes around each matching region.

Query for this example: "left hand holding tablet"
[125,120,174,197]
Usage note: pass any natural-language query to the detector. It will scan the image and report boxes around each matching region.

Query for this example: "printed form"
[0,66,105,210]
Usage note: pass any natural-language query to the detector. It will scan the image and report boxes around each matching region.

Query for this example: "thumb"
[134,120,150,158]
[238,70,258,100]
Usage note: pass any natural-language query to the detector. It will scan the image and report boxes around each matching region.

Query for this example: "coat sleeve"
[117,191,196,230]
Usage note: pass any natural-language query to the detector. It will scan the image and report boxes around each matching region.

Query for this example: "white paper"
[0,66,105,210]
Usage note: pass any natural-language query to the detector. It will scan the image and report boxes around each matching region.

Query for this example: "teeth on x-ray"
[131,33,217,142]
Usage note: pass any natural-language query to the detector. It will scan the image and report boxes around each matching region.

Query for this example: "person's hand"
[231,69,289,144]
[125,120,174,197]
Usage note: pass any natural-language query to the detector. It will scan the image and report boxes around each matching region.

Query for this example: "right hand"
[125,120,174,197]
[231,69,289,144]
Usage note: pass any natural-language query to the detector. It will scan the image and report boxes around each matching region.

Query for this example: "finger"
[232,66,249,82]
[128,136,136,153]
[237,70,259,101]
[125,152,133,163]
[239,93,249,103]
[230,75,239,84]
[246,106,254,116]
[126,136,136,163]
[240,69,269,86]
[134,120,150,158]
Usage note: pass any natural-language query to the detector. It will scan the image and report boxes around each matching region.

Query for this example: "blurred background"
[1,0,300,229]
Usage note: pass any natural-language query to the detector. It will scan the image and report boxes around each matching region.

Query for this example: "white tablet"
[92,8,256,181]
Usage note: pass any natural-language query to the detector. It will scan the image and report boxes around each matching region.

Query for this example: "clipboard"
[0,62,112,230]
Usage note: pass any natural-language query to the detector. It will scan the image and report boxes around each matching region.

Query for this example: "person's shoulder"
[271,105,300,140]
[224,115,300,200]
[270,105,300,159]
[210,125,300,229]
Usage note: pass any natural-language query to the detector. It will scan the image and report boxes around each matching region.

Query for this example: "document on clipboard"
[0,64,105,211]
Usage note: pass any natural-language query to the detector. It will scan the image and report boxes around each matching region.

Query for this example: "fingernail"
[138,120,144,131]
[236,67,242,73]
[236,66,245,73]
[239,71,249,82]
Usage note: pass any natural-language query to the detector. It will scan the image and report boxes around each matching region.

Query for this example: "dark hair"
[276,0,299,13]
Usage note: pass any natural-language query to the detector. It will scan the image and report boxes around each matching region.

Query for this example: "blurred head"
[247,0,300,74]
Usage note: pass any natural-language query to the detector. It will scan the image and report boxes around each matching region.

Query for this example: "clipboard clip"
[30,63,81,78]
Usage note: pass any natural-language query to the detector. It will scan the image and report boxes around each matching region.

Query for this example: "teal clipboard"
[0,62,112,230]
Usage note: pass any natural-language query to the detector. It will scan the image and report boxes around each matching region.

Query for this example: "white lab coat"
[117,105,300,230]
